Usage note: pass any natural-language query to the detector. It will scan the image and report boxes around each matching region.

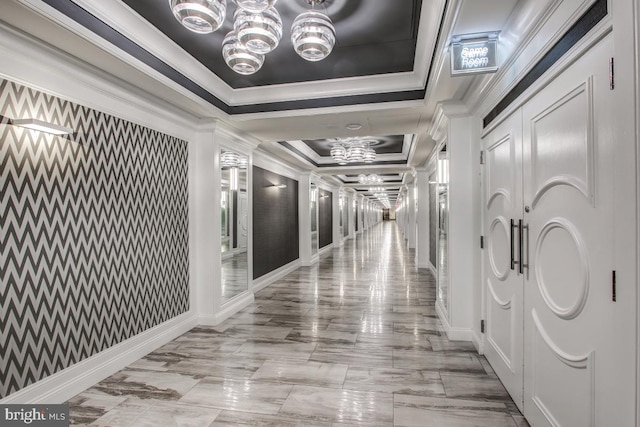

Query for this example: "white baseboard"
[251,259,301,293]
[471,330,484,354]
[318,243,334,256]
[198,292,255,326]
[428,262,437,277]
[445,327,473,341]
[0,311,198,404]
[436,301,472,342]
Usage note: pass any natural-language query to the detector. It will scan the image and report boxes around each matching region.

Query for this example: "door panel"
[482,110,523,409]
[522,34,615,427]
[482,33,633,426]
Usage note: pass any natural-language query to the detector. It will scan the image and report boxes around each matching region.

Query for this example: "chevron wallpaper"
[0,79,190,399]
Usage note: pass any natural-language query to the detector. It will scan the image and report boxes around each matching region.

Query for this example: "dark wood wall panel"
[355,206,359,231]
[252,166,299,279]
[318,190,333,249]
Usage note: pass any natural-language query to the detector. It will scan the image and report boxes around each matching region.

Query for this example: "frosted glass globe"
[222,31,265,75]
[291,10,336,62]
[170,0,227,34]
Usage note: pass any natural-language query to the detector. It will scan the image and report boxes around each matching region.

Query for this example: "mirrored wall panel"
[437,145,450,318]
[220,149,249,303]
[339,193,344,238]
[310,183,318,255]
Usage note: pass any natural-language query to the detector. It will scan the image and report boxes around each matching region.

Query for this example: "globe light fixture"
[234,0,277,13]
[235,6,283,54]
[330,138,377,164]
[170,0,227,34]
[169,0,335,74]
[330,143,348,165]
[291,7,336,62]
[359,174,383,185]
[221,150,240,167]
[222,31,265,75]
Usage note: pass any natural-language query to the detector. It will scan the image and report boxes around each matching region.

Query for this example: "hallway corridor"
[68,223,526,426]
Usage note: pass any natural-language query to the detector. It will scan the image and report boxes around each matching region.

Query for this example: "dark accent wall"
[0,79,190,399]
[429,172,437,267]
[318,190,333,249]
[252,166,299,279]
[232,190,238,249]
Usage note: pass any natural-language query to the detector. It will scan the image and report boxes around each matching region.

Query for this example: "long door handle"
[510,219,519,270]
[518,220,526,274]
[522,222,529,274]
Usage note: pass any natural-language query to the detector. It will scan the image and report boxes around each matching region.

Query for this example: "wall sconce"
[274,184,287,189]
[11,118,74,135]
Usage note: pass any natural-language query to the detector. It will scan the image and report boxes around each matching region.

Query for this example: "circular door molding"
[534,218,590,320]
[488,216,510,281]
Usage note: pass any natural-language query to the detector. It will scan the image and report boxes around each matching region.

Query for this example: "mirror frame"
[219,145,252,306]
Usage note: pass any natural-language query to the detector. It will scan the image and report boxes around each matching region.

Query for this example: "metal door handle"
[518,220,530,274]
[522,222,530,273]
[510,219,518,271]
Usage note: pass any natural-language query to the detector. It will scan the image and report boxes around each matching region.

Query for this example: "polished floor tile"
[440,372,512,401]
[91,402,221,427]
[279,385,393,424]
[344,366,445,397]
[251,360,348,388]
[67,222,527,426]
[179,378,293,415]
[394,395,517,427]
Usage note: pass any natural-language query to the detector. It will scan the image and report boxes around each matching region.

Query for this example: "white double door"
[483,34,634,426]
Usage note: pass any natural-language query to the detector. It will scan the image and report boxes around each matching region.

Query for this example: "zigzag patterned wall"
[0,79,190,399]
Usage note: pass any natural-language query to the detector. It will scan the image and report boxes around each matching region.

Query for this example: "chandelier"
[359,174,383,185]
[169,0,336,75]
[330,138,377,165]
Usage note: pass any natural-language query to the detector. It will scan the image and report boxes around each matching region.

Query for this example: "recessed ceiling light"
[346,123,362,131]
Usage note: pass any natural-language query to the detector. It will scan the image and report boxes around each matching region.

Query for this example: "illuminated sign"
[451,38,498,75]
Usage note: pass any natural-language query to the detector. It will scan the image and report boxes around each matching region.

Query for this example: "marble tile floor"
[68,222,528,426]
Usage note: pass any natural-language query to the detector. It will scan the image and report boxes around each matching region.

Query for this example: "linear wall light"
[12,118,74,135]
[230,167,239,191]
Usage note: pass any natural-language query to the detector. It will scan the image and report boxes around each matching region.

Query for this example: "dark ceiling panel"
[122,0,422,88]
[40,0,445,114]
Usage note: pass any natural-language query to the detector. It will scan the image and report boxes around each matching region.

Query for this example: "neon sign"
[451,38,498,75]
